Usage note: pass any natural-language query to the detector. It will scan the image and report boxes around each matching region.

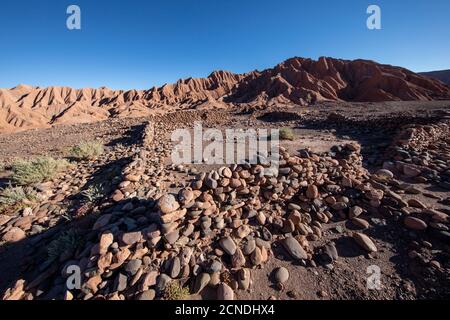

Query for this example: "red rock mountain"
[1,57,449,133]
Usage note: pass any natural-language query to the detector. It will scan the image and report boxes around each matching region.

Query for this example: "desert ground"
[0,100,449,300]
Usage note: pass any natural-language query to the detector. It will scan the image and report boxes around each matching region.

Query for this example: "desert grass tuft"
[0,184,38,212]
[47,230,83,262]
[279,127,295,141]
[69,140,104,160]
[11,157,70,185]
[163,281,190,300]
[81,183,108,202]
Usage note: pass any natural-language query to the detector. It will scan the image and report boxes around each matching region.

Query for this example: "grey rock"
[169,257,181,279]
[322,242,338,262]
[115,273,128,292]
[243,239,256,255]
[219,236,237,255]
[274,267,289,283]
[193,273,210,294]
[282,237,307,260]
[210,260,222,273]
[137,289,155,300]
[156,273,172,293]
[125,259,142,276]
[217,283,234,300]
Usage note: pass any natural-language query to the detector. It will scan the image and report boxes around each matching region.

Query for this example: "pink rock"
[404,217,427,231]
[306,185,319,199]
[403,165,421,177]
[97,252,113,272]
[99,233,114,255]
[157,194,180,214]
[2,227,26,243]
[217,283,234,300]
[139,271,158,291]
[120,231,143,246]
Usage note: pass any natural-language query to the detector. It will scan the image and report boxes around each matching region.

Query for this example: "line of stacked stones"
[383,120,450,190]
[110,121,161,202]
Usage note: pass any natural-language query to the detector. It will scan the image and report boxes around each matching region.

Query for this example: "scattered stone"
[193,273,210,294]
[273,267,289,284]
[158,194,180,214]
[99,233,114,255]
[237,269,251,290]
[404,217,428,231]
[251,247,263,266]
[349,206,363,218]
[168,257,181,278]
[351,217,370,229]
[2,227,26,243]
[217,283,234,300]
[375,169,394,180]
[281,237,307,260]
[137,289,155,300]
[403,165,421,177]
[353,233,377,253]
[125,259,142,276]
[219,236,237,255]
[140,271,158,290]
[322,242,339,262]
[115,273,128,292]
[6,120,449,301]
[407,199,427,209]
[306,185,319,199]
[121,231,142,246]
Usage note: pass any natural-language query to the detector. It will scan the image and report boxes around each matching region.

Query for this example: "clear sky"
[1,0,449,89]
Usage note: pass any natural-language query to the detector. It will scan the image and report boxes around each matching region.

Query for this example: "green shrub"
[279,127,295,141]
[69,140,104,160]
[0,185,38,210]
[11,157,70,185]
[81,183,108,202]
[163,281,190,300]
[47,230,83,262]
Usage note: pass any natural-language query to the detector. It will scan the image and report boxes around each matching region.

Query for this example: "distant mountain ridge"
[420,69,450,86]
[1,57,450,133]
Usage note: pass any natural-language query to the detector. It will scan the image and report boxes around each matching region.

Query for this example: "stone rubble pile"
[385,121,450,190]
[3,139,411,300]
[0,144,135,245]
[111,121,171,202]
[2,118,449,300]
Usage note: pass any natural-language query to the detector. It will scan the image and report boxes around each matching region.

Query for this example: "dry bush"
[0,185,38,212]
[11,157,70,185]
[163,281,190,300]
[279,127,295,141]
[69,140,104,160]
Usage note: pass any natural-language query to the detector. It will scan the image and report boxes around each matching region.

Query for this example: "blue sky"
[0,0,449,89]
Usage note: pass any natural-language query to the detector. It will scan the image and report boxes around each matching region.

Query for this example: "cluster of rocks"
[1,115,449,300]
[0,144,136,245]
[386,121,450,190]
[377,121,450,291]
[3,137,401,300]
[110,121,169,202]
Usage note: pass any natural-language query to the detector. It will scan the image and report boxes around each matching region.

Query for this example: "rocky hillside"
[1,57,450,133]
[420,69,450,86]
[229,58,450,104]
